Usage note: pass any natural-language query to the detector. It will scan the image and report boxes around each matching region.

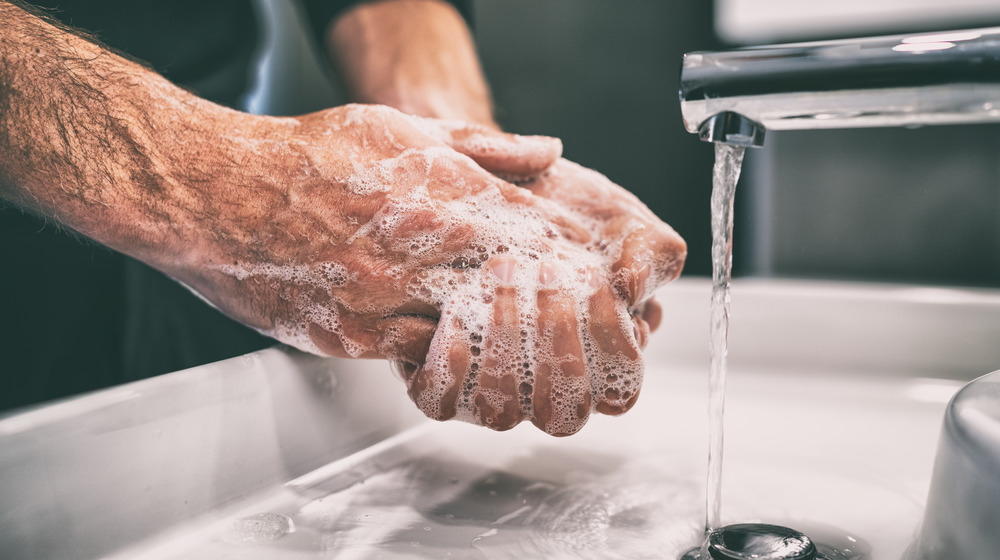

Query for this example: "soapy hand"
[518,159,685,352]
[0,4,685,437]
[174,104,684,436]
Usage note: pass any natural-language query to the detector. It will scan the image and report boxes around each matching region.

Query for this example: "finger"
[587,284,640,361]
[472,256,524,431]
[631,314,650,350]
[494,181,592,245]
[523,159,649,219]
[375,314,437,381]
[641,298,663,332]
[387,205,478,264]
[532,262,590,436]
[588,284,643,416]
[407,312,466,422]
[422,118,563,179]
[612,223,687,307]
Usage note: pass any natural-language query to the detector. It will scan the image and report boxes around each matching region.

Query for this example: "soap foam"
[213,149,656,434]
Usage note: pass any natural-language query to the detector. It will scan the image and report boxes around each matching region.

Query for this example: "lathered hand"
[520,159,686,350]
[178,105,684,436]
[408,159,686,435]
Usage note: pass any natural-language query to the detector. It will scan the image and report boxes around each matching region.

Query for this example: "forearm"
[327,0,495,126]
[0,2,269,268]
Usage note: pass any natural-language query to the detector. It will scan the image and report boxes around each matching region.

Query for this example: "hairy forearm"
[0,2,279,269]
[328,0,495,126]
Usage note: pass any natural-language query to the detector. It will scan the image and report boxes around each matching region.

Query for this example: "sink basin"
[909,369,1000,559]
[2,278,999,559]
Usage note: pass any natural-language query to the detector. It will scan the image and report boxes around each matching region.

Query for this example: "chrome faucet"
[679,27,1000,147]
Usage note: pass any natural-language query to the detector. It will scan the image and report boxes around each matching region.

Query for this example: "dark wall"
[746,125,1000,287]
[471,0,720,276]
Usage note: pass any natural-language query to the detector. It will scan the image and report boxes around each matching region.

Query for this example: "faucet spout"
[679,27,1000,145]
[698,111,766,147]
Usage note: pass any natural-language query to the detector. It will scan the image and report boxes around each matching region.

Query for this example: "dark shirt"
[0,0,468,412]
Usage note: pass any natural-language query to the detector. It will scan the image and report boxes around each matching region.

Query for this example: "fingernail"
[539,262,558,285]
[490,257,517,285]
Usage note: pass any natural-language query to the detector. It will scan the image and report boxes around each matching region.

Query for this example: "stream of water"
[706,143,746,534]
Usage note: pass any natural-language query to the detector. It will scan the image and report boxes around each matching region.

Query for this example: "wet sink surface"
[117,367,956,559]
[4,279,999,560]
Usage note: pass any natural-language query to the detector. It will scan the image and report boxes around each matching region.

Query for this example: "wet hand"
[174,104,683,436]
[518,159,685,352]
[391,149,685,435]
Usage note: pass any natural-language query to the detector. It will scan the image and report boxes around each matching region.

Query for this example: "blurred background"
[256,0,1000,287]
[474,0,1000,287]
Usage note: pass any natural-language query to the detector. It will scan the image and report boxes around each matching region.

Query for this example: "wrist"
[328,0,496,127]
[136,107,301,279]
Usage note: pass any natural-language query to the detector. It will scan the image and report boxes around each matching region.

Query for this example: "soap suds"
[210,151,664,435]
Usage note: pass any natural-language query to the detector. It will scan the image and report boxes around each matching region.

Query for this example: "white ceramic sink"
[3,278,999,559]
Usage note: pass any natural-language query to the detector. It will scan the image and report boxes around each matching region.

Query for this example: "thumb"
[375,315,437,383]
[411,116,563,179]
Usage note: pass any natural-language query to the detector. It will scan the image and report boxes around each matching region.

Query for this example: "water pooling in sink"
[110,356,937,560]
[161,411,918,560]
[289,446,706,558]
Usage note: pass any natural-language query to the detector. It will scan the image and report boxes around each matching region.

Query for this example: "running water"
[706,143,745,534]
[681,144,873,559]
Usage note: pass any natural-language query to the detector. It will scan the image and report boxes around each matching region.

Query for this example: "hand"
[168,105,683,436]
[517,159,686,348]
[404,156,686,435]
[167,103,561,354]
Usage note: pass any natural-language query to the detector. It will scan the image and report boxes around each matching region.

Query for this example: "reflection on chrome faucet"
[679,27,1000,146]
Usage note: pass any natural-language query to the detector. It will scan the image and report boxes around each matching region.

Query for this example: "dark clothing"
[2,0,268,413]
[0,0,469,412]
[30,0,260,107]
